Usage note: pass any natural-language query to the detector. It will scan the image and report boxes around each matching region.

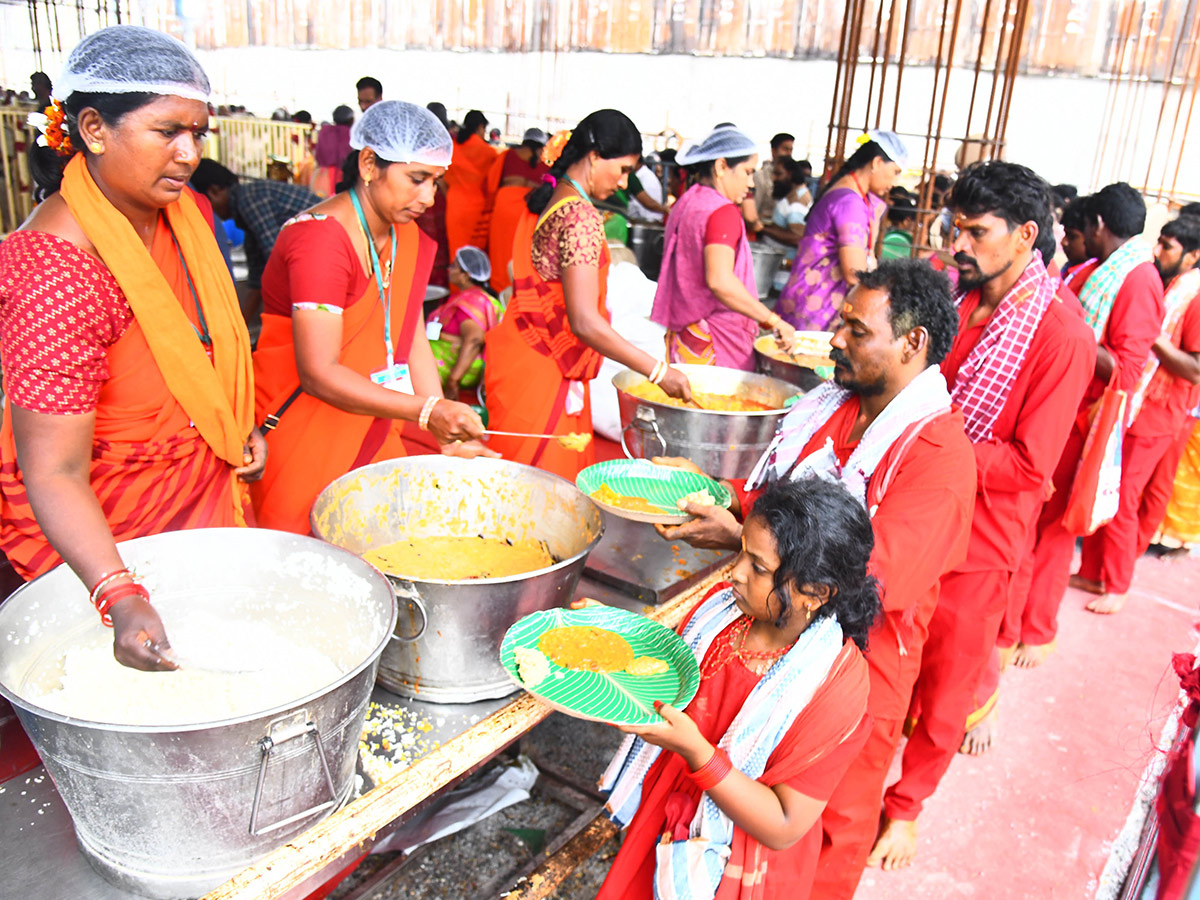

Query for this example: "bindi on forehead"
[842,302,854,315]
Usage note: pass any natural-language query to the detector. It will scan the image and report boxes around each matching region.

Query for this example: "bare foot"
[1086,592,1128,615]
[1011,640,1055,668]
[997,644,1017,672]
[866,816,919,871]
[960,705,999,755]
[1068,574,1105,594]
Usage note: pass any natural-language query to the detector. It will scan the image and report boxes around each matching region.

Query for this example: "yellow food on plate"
[755,332,834,368]
[363,535,555,580]
[513,647,551,687]
[626,656,669,677]
[539,625,635,673]
[627,380,777,412]
[676,489,716,510]
[556,432,593,452]
[591,483,669,516]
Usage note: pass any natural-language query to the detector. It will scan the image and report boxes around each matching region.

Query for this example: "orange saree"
[484,198,609,480]
[482,150,533,293]
[0,155,254,580]
[250,220,429,534]
[445,134,499,260]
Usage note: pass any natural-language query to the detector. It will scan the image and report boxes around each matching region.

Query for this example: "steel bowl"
[614,363,802,479]
[311,456,604,704]
[753,333,829,391]
[0,528,396,899]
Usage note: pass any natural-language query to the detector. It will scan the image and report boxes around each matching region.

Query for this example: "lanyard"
[566,175,593,205]
[349,188,398,367]
[163,217,212,349]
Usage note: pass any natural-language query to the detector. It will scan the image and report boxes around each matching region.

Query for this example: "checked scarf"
[1077,238,1153,340]
[950,255,1056,443]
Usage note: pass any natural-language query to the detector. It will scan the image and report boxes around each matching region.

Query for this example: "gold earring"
[89,142,103,154]
[363,175,371,187]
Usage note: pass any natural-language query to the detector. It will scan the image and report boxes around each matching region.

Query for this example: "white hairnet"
[57,26,210,103]
[677,126,759,166]
[350,100,452,166]
[454,246,492,282]
[867,129,911,169]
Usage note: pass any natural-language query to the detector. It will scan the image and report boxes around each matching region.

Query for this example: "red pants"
[1138,419,1195,553]
[1077,429,1178,593]
[882,569,1009,820]
[1007,424,1086,647]
[809,716,905,900]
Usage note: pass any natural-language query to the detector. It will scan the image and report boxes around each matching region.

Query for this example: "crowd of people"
[2,23,1199,900]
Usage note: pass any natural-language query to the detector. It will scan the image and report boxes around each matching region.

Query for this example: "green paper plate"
[575,459,732,525]
[499,605,700,726]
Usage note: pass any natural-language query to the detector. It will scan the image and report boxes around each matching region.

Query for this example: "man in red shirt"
[657,259,976,900]
[1070,215,1200,612]
[1004,184,1165,666]
[867,162,1097,870]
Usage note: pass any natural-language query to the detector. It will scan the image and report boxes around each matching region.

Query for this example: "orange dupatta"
[250,221,422,534]
[483,198,609,478]
[0,156,255,578]
[59,155,254,468]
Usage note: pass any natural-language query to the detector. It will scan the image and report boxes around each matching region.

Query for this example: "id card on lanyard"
[351,189,414,395]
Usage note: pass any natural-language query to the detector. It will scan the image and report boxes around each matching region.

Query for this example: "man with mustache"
[1070,215,1200,613]
[868,161,1097,871]
[1009,183,1165,667]
[656,258,976,899]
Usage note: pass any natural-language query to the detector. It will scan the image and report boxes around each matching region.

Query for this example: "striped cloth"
[598,586,845,900]
[1077,238,1153,340]
[950,255,1057,443]
[1130,267,1200,422]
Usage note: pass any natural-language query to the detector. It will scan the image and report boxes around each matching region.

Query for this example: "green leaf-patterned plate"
[499,605,701,726]
[575,459,732,525]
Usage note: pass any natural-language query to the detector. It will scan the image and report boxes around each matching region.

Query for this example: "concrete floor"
[334,549,1200,900]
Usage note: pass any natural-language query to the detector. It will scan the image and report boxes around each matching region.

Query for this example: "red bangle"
[687,747,733,791]
[95,582,150,627]
[88,568,133,607]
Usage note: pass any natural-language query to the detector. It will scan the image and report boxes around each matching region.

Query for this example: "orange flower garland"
[30,99,75,157]
[541,129,572,167]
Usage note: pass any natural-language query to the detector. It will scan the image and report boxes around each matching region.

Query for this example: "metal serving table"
[0,568,728,900]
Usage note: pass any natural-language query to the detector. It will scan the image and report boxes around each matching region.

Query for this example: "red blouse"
[260,215,370,317]
[0,231,134,415]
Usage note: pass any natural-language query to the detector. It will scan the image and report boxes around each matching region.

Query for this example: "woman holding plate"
[596,478,878,900]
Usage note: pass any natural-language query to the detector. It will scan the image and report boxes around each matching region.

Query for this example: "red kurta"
[597,617,871,900]
[1077,293,1200,593]
[732,391,976,900]
[1015,258,1165,645]
[881,281,1096,821]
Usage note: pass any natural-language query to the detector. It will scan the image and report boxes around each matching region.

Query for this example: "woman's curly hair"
[747,478,882,651]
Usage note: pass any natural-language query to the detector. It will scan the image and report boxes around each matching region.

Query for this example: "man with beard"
[867,162,1097,871]
[656,259,976,900]
[1008,183,1164,667]
[1070,215,1200,613]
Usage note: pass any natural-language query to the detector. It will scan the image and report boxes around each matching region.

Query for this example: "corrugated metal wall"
[180,0,1192,78]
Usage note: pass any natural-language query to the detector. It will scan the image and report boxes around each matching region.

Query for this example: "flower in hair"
[542,129,572,167]
[28,99,75,157]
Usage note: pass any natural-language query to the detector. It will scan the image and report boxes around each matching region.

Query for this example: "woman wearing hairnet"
[651,126,798,371]
[0,25,265,670]
[427,246,505,392]
[251,100,493,534]
[776,130,908,331]
[484,109,693,479]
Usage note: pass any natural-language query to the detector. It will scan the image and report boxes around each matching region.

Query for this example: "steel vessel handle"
[389,580,428,643]
[620,405,667,459]
[249,710,337,836]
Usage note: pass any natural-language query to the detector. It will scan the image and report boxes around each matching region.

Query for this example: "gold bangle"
[764,312,782,330]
